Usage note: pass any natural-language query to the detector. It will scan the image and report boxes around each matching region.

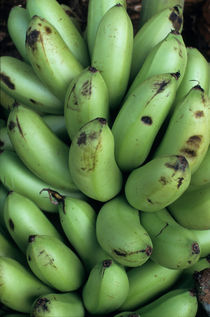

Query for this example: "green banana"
[96,195,153,267]
[7,105,78,192]
[0,232,25,265]
[7,5,30,62]
[131,6,183,79]
[193,229,210,257]
[64,66,109,140]
[30,292,85,317]
[82,259,129,314]
[140,208,201,269]
[120,260,182,310]
[0,256,51,313]
[69,117,123,202]
[3,191,63,252]
[26,0,89,67]
[168,186,210,230]
[0,127,13,151]
[125,155,191,212]
[154,85,210,174]
[42,115,69,143]
[112,73,178,171]
[0,88,16,111]
[87,0,126,56]
[0,56,63,114]
[91,4,133,109]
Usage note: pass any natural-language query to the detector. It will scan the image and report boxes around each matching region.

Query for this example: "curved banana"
[82,259,129,314]
[140,208,201,269]
[69,117,123,202]
[26,0,89,67]
[125,155,191,212]
[3,191,63,252]
[96,195,153,267]
[7,5,30,62]
[87,0,126,56]
[0,127,13,151]
[42,115,69,143]
[112,73,178,171]
[64,66,109,140]
[0,256,51,313]
[168,186,210,230]
[91,4,133,109]
[31,292,85,317]
[154,85,210,174]
[0,88,16,111]
[131,5,183,79]
[193,229,210,257]
[7,105,78,192]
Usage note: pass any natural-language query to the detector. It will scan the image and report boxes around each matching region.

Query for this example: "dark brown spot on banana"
[98,118,107,125]
[141,116,152,125]
[159,176,168,185]
[88,66,98,73]
[192,242,200,255]
[77,132,87,145]
[165,155,188,172]
[81,80,92,97]
[16,116,24,137]
[26,29,40,50]
[177,177,184,188]
[186,135,202,148]
[103,259,112,268]
[34,297,50,312]
[28,235,36,243]
[169,6,183,32]
[113,247,152,257]
[8,120,16,130]
[171,71,180,80]
[9,218,14,230]
[195,110,204,117]
[180,148,196,158]
[0,73,15,89]
[45,26,52,34]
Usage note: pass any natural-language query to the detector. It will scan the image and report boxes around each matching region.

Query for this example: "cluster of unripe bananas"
[0,0,210,316]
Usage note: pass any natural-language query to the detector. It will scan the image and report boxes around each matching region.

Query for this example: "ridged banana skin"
[7,105,78,192]
[64,66,109,140]
[3,191,63,253]
[30,292,85,317]
[0,88,16,111]
[82,259,129,314]
[0,232,25,264]
[154,86,210,174]
[125,155,191,212]
[193,229,210,257]
[131,6,183,80]
[0,257,51,313]
[26,234,85,292]
[112,73,178,171]
[140,208,201,269]
[69,118,123,202]
[7,6,30,63]
[26,16,83,101]
[0,127,13,151]
[26,0,89,67]
[91,4,133,110]
[87,0,126,56]
[0,56,63,114]
[168,186,210,230]
[119,260,182,311]
[96,196,153,267]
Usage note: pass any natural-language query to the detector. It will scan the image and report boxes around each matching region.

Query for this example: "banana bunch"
[0,0,210,315]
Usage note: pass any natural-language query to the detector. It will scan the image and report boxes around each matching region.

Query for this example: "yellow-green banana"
[64,66,109,140]
[193,229,210,257]
[26,0,89,67]
[125,155,191,212]
[69,118,123,202]
[131,6,183,79]
[0,127,13,151]
[154,85,210,174]
[42,115,69,143]
[0,256,51,313]
[112,73,178,171]
[3,191,63,253]
[96,195,153,267]
[7,105,78,192]
[30,292,85,317]
[91,4,133,109]
[0,56,63,114]
[26,234,85,292]
[140,208,201,269]
[82,259,129,314]
[86,0,126,56]
[168,186,210,230]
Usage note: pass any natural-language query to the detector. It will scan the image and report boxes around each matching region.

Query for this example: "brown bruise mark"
[192,242,200,255]
[81,80,92,98]
[165,155,188,172]
[45,26,52,34]
[0,73,15,90]
[88,66,98,73]
[28,235,36,243]
[141,116,153,125]
[195,110,204,118]
[16,116,24,138]
[113,246,152,257]
[103,259,112,268]
[8,120,16,131]
[171,71,180,80]
[34,297,50,312]
[187,135,202,148]
[98,118,106,125]
[77,132,87,145]
[9,218,14,230]
[159,176,168,185]
[26,29,40,50]
[155,80,170,94]
[147,198,153,204]
[155,223,169,237]
[67,83,80,111]
[180,135,202,158]
[169,6,183,32]
[177,177,184,188]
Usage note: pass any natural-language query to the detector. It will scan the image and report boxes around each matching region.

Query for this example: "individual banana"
[86,0,126,56]
[131,6,183,79]
[7,5,30,62]
[125,155,191,212]
[0,56,63,114]
[96,195,153,267]
[82,259,129,314]
[91,4,133,109]
[140,208,201,269]
[69,117,123,202]
[154,85,210,174]
[7,105,78,192]
[120,260,182,310]
[64,66,109,140]
[168,186,210,230]
[0,256,51,313]
[112,73,179,171]
[193,229,210,257]
[42,115,69,143]
[3,191,63,253]
[30,292,85,317]
[0,127,13,151]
